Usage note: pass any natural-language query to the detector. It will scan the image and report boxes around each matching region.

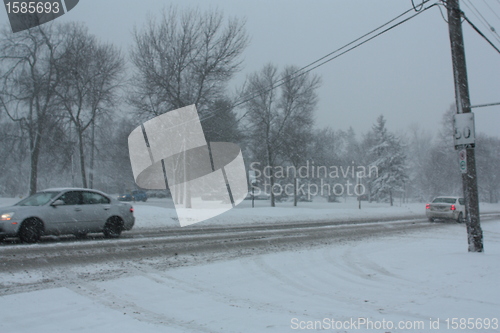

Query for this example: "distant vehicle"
[155,190,170,198]
[132,190,148,202]
[117,193,133,201]
[426,196,466,223]
[145,190,170,198]
[0,188,135,243]
[146,190,157,198]
[118,190,147,202]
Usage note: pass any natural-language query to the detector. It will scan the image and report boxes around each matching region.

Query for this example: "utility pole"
[446,0,483,252]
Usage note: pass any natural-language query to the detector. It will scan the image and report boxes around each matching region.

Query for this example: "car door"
[48,191,84,234]
[81,191,113,232]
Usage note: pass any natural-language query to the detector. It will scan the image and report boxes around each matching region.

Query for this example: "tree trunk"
[89,118,95,189]
[29,135,41,195]
[293,177,298,207]
[78,127,87,188]
[267,145,275,207]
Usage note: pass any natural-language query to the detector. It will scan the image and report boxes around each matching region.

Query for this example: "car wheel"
[457,212,464,223]
[103,216,123,238]
[18,219,42,243]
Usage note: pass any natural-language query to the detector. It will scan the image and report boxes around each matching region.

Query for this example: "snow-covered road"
[0,216,443,276]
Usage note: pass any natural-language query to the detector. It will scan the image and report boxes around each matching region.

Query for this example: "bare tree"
[0,121,28,195]
[55,23,124,188]
[0,24,64,195]
[244,64,320,207]
[244,64,279,206]
[279,65,320,206]
[405,123,433,201]
[420,105,462,198]
[94,115,138,194]
[476,134,500,203]
[130,7,247,207]
[130,6,248,119]
[309,127,347,202]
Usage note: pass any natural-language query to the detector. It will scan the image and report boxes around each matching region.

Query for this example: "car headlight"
[0,212,15,221]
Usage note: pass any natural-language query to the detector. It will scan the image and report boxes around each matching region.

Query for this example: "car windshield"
[14,191,60,206]
[432,197,457,204]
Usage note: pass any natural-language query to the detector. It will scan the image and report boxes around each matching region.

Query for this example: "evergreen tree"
[368,115,408,206]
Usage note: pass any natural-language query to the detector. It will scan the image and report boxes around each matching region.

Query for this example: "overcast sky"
[2,0,499,138]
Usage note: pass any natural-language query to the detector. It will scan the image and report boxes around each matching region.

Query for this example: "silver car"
[0,188,135,243]
[426,196,466,223]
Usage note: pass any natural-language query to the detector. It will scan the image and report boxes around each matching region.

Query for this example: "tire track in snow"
[126,260,312,320]
[64,278,215,333]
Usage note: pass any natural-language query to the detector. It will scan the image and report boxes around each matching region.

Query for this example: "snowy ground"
[132,197,430,228]
[1,197,499,332]
[0,222,499,332]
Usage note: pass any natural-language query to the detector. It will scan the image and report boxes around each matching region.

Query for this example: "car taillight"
[130,207,134,213]
[426,204,430,209]
[450,204,456,211]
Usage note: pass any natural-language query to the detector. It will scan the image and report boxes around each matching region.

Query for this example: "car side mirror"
[51,200,65,206]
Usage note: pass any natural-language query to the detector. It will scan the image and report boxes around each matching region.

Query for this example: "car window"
[58,191,83,205]
[459,198,465,205]
[15,192,59,206]
[432,197,457,204]
[82,192,110,204]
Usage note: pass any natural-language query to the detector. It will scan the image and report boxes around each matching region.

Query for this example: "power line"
[469,0,500,28]
[233,0,434,110]
[412,0,426,12]
[462,0,500,43]
[437,2,449,23]
[482,0,500,22]
[462,13,500,53]
[230,1,438,119]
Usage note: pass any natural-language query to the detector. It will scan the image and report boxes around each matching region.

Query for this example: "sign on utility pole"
[458,149,467,174]
[446,0,483,252]
[453,113,475,149]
